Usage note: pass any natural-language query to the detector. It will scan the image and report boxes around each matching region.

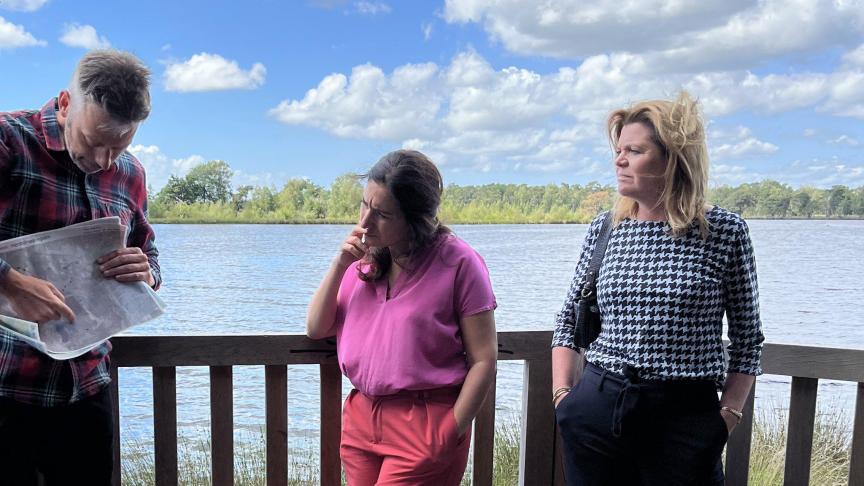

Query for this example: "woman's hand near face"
[307,225,367,340]
[336,225,369,269]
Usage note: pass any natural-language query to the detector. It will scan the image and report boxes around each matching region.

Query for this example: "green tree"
[277,178,326,219]
[231,185,254,213]
[827,185,851,216]
[185,160,233,204]
[756,180,792,218]
[791,187,819,217]
[327,174,363,221]
[155,160,234,205]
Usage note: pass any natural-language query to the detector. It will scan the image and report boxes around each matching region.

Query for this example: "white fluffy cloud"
[443,0,864,72]
[269,62,443,140]
[270,47,864,174]
[828,135,860,146]
[797,158,864,187]
[0,16,45,48]
[128,144,206,191]
[0,0,47,11]
[59,23,110,49]
[164,53,266,92]
[709,126,779,160]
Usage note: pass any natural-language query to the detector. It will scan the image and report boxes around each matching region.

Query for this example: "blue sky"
[1,0,863,191]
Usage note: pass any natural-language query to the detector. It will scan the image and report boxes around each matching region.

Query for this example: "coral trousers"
[340,386,471,485]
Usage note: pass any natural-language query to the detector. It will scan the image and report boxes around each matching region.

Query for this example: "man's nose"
[95,148,114,170]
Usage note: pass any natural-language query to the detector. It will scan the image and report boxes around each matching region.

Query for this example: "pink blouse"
[335,234,497,396]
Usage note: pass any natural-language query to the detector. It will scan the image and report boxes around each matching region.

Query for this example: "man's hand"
[98,248,154,287]
[0,269,76,323]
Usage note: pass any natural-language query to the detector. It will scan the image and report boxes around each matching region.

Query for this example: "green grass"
[746,405,852,486]
[121,407,852,485]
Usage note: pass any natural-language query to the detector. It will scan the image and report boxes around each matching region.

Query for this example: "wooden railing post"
[473,373,497,486]
[210,366,234,486]
[153,366,178,486]
[110,363,121,486]
[519,357,555,485]
[849,383,864,486]
[725,384,755,485]
[784,376,819,486]
[265,365,288,486]
[319,363,342,486]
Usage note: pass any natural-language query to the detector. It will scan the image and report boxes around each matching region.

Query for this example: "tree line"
[148,160,864,223]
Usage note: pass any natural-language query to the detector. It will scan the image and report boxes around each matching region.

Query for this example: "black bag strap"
[581,212,614,297]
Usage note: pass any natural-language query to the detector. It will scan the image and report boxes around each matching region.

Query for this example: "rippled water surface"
[119,221,864,447]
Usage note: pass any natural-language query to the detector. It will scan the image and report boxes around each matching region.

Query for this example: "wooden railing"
[107,332,864,486]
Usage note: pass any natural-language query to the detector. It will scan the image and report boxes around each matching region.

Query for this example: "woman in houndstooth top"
[551,91,764,486]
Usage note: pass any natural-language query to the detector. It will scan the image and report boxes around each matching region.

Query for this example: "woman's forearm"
[721,372,755,411]
[552,346,585,407]
[553,346,583,390]
[453,310,498,431]
[453,359,496,429]
[305,260,348,339]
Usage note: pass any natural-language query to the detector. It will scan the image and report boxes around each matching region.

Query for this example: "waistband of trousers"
[585,362,714,388]
[357,384,462,402]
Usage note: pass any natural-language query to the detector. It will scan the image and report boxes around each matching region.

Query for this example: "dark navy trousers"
[0,386,114,486]
[555,362,727,486]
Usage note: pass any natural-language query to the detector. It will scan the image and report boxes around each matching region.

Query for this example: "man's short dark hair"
[72,49,151,124]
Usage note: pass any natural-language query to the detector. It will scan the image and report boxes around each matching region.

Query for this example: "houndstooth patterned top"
[551,206,764,384]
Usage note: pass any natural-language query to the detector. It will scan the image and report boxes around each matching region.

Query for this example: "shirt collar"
[40,98,66,152]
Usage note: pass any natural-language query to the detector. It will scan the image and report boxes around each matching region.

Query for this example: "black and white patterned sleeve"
[551,213,606,350]
[724,218,765,375]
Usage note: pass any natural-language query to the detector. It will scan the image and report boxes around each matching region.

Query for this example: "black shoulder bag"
[573,212,614,349]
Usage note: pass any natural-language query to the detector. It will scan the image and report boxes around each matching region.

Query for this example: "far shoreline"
[150,216,864,225]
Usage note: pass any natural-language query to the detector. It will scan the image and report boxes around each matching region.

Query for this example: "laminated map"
[0,217,165,359]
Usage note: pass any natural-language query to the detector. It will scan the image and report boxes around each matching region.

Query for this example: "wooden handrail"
[107,332,864,486]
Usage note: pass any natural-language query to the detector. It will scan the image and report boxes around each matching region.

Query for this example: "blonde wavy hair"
[607,91,710,238]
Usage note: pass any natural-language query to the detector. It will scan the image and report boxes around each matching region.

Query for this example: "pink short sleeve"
[453,245,497,317]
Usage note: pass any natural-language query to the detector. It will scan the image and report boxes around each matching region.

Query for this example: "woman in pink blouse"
[306,149,498,485]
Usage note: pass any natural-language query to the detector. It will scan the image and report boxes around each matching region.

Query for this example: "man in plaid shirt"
[0,50,161,485]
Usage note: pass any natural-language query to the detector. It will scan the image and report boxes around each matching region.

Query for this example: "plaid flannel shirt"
[0,99,161,406]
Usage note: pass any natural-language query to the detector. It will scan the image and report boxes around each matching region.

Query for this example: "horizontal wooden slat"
[110,334,864,381]
[109,331,559,367]
[760,343,864,382]
[112,335,338,367]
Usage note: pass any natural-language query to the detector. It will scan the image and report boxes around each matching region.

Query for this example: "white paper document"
[0,217,165,360]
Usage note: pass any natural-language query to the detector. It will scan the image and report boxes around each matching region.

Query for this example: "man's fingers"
[97,247,143,264]
[103,262,150,278]
[47,283,66,302]
[100,253,147,271]
[50,300,76,322]
[115,272,149,283]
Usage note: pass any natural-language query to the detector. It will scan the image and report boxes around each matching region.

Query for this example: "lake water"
[118,220,864,450]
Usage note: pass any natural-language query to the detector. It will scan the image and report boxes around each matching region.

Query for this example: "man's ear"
[57,90,71,126]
